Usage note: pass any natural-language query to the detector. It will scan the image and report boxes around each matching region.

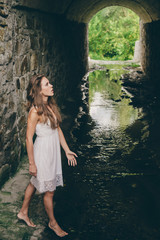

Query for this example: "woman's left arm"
[58,126,78,166]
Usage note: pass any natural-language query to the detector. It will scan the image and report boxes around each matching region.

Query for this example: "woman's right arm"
[26,109,39,176]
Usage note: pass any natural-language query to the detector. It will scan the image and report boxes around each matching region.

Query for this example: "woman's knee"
[44,191,54,198]
[28,182,35,189]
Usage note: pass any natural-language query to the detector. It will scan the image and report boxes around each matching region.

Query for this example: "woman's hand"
[66,150,78,167]
[29,163,37,176]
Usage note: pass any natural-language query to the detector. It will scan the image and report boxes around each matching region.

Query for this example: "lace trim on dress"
[30,174,63,193]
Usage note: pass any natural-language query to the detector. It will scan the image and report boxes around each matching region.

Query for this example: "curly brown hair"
[26,74,62,129]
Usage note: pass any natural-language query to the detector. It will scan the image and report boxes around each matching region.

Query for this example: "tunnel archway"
[16,0,160,23]
[66,0,153,23]
[15,0,160,81]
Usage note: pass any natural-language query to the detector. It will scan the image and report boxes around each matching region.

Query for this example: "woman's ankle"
[18,210,28,216]
[49,220,57,226]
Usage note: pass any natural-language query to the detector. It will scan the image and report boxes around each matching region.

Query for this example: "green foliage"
[125,63,140,68]
[89,6,140,60]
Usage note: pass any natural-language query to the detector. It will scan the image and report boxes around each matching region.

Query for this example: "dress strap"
[29,105,37,113]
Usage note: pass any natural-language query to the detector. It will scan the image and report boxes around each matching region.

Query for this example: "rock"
[30,34,38,50]
[20,77,25,90]
[0,19,7,27]
[30,53,38,71]
[0,46,4,54]
[16,78,20,89]
[0,164,10,188]
[21,55,29,75]
[0,28,5,41]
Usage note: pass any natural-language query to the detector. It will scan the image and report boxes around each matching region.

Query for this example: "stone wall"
[133,40,141,62]
[140,20,160,90]
[0,1,88,187]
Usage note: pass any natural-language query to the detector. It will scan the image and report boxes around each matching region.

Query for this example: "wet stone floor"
[1,64,160,240]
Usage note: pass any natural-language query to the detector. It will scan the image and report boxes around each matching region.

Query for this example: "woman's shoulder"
[29,105,38,114]
[28,106,39,120]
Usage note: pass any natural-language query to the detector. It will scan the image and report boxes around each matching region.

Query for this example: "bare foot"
[48,222,68,237]
[17,212,36,227]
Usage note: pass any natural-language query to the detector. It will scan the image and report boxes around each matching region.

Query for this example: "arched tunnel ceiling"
[13,0,160,23]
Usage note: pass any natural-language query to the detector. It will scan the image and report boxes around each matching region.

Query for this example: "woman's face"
[40,77,54,97]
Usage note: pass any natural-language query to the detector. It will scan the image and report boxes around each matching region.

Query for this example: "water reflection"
[89,67,140,130]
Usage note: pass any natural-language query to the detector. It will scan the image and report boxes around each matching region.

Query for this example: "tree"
[89,6,140,60]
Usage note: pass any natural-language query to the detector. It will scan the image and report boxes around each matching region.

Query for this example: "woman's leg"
[17,182,36,227]
[43,191,68,237]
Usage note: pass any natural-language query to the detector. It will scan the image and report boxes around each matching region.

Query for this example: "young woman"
[17,74,77,237]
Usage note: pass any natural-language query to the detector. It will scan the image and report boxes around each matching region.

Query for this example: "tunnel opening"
[88,6,140,62]
[86,6,142,133]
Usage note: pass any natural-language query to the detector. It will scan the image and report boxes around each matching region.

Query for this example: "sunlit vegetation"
[89,7,140,60]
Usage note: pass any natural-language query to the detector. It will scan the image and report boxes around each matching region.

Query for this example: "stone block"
[140,20,160,84]
[0,152,5,167]
[0,46,4,54]
[20,77,25,90]
[14,58,21,76]
[0,28,5,41]
[39,37,43,49]
[13,133,20,147]
[25,74,31,89]
[21,55,29,75]
[1,41,12,64]
[4,127,17,146]
[0,129,3,149]
[15,40,20,54]
[16,78,20,89]
[4,28,12,41]
[0,9,8,18]
[26,15,34,29]
[18,115,26,129]
[0,2,9,17]
[6,66,13,81]
[10,152,19,173]
[34,18,41,30]
[16,36,30,56]
[8,96,15,109]
[6,112,17,129]
[0,164,10,188]
[30,34,38,50]
[1,105,7,115]
[5,52,12,64]
[23,90,27,100]
[0,19,7,28]
[16,14,26,29]
[30,53,38,71]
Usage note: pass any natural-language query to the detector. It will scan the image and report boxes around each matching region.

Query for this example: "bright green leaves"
[89,6,140,60]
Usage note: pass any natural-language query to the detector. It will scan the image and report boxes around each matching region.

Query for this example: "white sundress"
[30,111,63,193]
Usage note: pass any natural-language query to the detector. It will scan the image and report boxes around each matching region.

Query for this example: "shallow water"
[1,64,160,240]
